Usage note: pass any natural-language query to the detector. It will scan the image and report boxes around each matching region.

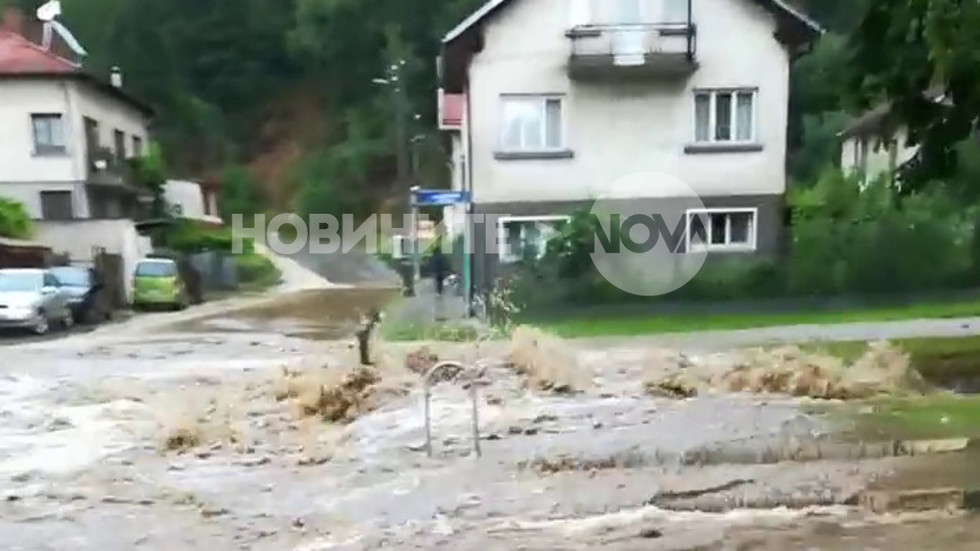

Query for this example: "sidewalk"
[383,277,471,329]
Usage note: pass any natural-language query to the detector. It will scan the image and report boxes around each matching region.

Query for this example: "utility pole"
[393,64,410,189]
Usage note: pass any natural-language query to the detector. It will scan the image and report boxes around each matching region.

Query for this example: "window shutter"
[569,0,590,27]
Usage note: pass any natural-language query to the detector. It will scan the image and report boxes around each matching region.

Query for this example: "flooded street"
[0,286,978,549]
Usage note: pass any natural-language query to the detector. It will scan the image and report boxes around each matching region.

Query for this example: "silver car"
[0,268,73,335]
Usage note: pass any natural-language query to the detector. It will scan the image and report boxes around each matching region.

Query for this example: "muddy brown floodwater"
[1,287,979,550]
[170,287,400,340]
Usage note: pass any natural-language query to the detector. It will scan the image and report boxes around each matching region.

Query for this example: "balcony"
[567,23,697,81]
[86,148,153,220]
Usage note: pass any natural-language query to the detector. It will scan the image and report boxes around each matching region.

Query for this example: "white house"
[0,8,153,292]
[439,0,821,289]
[838,89,946,183]
[164,180,222,226]
[0,11,153,222]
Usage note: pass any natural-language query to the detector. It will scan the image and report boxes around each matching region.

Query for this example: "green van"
[132,258,188,310]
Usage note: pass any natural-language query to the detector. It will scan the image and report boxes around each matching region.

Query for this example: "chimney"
[1,5,24,35]
[110,66,123,88]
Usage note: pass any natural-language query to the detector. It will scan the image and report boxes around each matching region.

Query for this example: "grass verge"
[534,299,980,338]
[833,394,980,441]
[380,320,481,342]
[803,335,980,389]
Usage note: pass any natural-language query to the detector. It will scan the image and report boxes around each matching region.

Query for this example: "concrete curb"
[859,487,980,513]
[677,437,973,467]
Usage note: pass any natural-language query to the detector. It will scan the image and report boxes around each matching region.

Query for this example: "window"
[135,260,177,277]
[40,190,74,221]
[497,215,570,263]
[31,114,66,155]
[694,89,756,144]
[84,117,100,152]
[687,209,756,252]
[664,0,690,23]
[114,129,126,158]
[132,135,144,157]
[501,96,564,151]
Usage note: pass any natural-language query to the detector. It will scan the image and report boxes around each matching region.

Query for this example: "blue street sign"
[413,189,470,207]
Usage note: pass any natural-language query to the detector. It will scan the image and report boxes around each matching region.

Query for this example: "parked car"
[49,265,107,323]
[0,268,73,335]
[132,258,189,310]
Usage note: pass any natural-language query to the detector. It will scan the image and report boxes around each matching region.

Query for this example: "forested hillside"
[0,0,875,215]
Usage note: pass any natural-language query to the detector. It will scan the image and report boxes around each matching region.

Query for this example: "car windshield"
[0,272,43,292]
[50,268,90,287]
[136,261,177,277]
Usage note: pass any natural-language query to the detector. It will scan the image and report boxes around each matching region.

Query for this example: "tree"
[219,165,262,221]
[849,0,980,188]
[0,198,32,239]
[130,142,169,218]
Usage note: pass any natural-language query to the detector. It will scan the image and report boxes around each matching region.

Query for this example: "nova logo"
[588,172,708,297]
[592,213,688,254]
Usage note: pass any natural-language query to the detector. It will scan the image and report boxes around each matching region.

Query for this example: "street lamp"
[371,61,410,189]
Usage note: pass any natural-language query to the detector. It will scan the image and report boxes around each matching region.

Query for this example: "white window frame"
[499,94,566,152]
[497,215,571,264]
[693,88,758,144]
[685,207,758,253]
[30,113,67,155]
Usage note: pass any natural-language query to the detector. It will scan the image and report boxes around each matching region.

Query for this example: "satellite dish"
[34,1,87,57]
[36,0,61,22]
[50,20,87,56]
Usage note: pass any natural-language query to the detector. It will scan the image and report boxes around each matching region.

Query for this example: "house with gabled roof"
[0,6,153,222]
[438,0,820,290]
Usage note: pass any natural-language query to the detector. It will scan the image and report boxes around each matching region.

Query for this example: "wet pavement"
[1,286,979,549]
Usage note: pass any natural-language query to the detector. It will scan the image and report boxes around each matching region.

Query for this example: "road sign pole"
[462,203,472,314]
[410,186,420,293]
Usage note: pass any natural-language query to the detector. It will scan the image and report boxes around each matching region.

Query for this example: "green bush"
[0,198,31,239]
[510,168,977,309]
[790,170,971,295]
[166,220,253,254]
[233,253,280,289]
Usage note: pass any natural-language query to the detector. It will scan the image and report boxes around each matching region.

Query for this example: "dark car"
[50,266,106,323]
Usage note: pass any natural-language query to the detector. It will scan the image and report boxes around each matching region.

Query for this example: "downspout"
[686,0,694,62]
[464,82,476,317]
[62,80,87,218]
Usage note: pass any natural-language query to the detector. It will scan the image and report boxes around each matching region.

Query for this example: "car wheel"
[62,310,74,329]
[33,314,49,336]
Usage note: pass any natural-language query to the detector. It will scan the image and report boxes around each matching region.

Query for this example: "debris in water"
[644,372,700,399]
[638,528,663,539]
[160,422,202,453]
[506,326,586,394]
[278,364,401,423]
[644,342,926,400]
[405,346,439,376]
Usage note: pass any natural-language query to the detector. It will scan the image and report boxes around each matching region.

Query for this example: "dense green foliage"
[164,220,256,255]
[510,168,979,309]
[218,165,263,221]
[0,198,31,239]
[846,0,980,190]
[2,0,968,212]
[0,0,484,214]
[233,253,281,291]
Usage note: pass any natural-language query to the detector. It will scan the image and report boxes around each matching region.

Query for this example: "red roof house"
[0,29,79,74]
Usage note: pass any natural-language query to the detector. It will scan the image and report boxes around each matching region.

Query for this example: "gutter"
[465,82,476,316]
